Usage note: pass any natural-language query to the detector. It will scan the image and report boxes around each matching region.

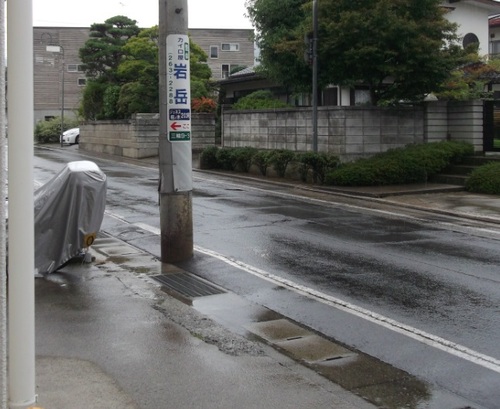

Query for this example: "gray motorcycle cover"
[34,161,107,274]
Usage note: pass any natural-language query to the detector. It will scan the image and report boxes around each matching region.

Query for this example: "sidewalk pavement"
[31,148,500,409]
[33,233,378,409]
[307,182,500,225]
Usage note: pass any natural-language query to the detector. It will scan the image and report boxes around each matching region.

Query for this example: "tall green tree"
[435,46,495,101]
[247,0,311,96]
[79,19,214,119]
[115,26,213,116]
[79,15,141,82]
[79,15,141,119]
[116,26,159,116]
[247,0,466,105]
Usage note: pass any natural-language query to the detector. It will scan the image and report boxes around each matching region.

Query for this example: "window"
[210,46,218,59]
[491,40,500,55]
[354,89,371,106]
[77,78,87,86]
[67,64,84,72]
[463,33,479,49]
[220,64,243,78]
[221,43,239,52]
[323,87,338,106]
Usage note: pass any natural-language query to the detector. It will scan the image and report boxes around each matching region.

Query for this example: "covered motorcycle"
[34,160,107,274]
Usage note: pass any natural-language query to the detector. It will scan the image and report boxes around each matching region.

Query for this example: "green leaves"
[232,90,291,109]
[79,18,213,120]
[247,0,464,105]
[325,141,474,186]
[466,162,500,194]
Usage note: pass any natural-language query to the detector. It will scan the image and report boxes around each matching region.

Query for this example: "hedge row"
[199,146,340,183]
[466,162,500,194]
[325,141,474,186]
[35,117,80,144]
[199,142,500,195]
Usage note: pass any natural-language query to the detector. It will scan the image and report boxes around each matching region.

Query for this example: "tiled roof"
[230,66,256,77]
[490,14,500,26]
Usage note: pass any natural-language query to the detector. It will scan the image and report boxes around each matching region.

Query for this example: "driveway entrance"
[483,100,500,152]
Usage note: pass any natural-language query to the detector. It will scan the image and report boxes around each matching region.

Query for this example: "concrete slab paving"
[33,236,378,409]
[274,335,355,364]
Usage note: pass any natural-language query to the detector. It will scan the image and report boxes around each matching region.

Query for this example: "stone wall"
[447,100,484,152]
[222,101,484,161]
[222,105,424,161]
[424,100,484,151]
[79,101,485,161]
[79,113,216,159]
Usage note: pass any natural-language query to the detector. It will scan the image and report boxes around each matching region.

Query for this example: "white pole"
[7,0,37,407]
[0,0,8,406]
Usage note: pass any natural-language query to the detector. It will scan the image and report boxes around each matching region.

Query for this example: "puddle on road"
[81,237,481,409]
[192,292,480,409]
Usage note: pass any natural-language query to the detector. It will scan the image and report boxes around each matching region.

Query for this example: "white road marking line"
[194,245,500,374]
[134,222,160,235]
[104,213,500,374]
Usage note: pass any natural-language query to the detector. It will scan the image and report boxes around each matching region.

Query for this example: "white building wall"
[444,1,497,56]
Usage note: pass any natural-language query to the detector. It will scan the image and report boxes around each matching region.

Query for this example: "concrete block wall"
[80,113,216,159]
[79,101,484,161]
[80,119,145,158]
[424,100,484,152]
[222,105,425,161]
[343,107,424,160]
[447,100,484,152]
[222,101,483,161]
[425,101,448,143]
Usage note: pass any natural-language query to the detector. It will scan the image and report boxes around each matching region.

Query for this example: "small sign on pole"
[166,34,191,143]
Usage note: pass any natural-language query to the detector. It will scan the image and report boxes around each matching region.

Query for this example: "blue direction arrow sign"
[169,108,190,121]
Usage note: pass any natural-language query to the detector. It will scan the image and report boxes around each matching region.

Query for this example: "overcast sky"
[33,0,253,29]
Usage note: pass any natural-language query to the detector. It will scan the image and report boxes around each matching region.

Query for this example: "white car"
[60,127,80,145]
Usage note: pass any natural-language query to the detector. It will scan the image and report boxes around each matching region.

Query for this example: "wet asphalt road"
[34,145,500,408]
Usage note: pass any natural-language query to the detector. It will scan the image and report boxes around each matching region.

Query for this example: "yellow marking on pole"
[83,232,96,247]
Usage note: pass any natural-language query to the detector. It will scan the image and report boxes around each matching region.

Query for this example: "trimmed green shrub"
[199,146,219,169]
[215,147,237,170]
[252,150,273,176]
[233,90,291,110]
[297,152,340,184]
[466,162,500,194]
[269,149,296,178]
[325,141,474,186]
[34,117,80,143]
[232,147,258,172]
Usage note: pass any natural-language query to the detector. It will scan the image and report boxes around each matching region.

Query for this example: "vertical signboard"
[167,34,191,142]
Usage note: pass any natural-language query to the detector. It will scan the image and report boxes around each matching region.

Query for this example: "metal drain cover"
[152,273,225,298]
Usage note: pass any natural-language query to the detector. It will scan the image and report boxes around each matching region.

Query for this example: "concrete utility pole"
[7,0,37,407]
[158,0,193,263]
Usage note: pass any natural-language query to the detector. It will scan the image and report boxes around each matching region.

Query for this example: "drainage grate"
[152,273,226,298]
